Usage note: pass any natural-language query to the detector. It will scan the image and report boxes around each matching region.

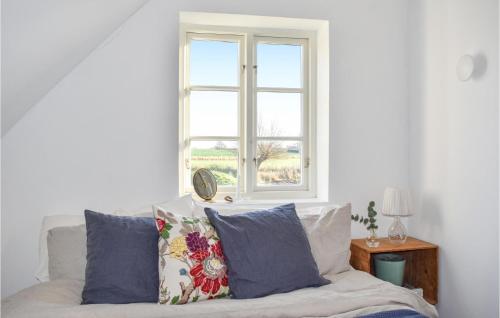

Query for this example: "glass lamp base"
[388,216,408,244]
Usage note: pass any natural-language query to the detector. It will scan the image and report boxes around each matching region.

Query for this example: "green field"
[191,148,301,186]
[191,148,238,157]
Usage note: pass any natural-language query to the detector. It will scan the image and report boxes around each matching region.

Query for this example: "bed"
[2,269,437,318]
[2,199,438,318]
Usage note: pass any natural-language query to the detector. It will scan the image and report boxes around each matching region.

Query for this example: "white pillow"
[114,194,201,217]
[192,202,326,217]
[35,215,86,282]
[47,224,87,281]
[300,203,352,276]
[36,195,197,282]
[192,203,265,217]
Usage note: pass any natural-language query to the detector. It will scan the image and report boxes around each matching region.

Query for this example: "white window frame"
[250,36,310,195]
[179,32,246,195]
[179,24,318,200]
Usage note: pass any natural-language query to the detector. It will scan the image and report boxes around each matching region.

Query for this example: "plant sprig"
[351,201,378,231]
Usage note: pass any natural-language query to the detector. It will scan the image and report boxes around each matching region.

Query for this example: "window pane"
[257,92,301,137]
[190,141,239,187]
[190,39,239,86]
[256,140,302,186]
[190,91,238,137]
[257,42,302,88]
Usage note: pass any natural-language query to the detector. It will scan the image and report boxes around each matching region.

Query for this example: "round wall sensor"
[456,55,475,81]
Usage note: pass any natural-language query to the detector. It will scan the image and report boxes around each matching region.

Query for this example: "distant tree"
[214,141,227,149]
[255,121,286,169]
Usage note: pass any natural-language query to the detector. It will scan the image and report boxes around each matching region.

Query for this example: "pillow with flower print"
[153,205,229,305]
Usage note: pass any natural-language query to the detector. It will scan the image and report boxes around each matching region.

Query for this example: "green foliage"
[170,295,180,305]
[351,201,379,231]
[160,229,170,239]
[191,148,238,157]
[191,162,238,178]
[212,171,237,186]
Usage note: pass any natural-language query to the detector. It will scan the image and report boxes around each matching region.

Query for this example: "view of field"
[190,144,302,186]
[191,147,238,186]
[187,39,305,189]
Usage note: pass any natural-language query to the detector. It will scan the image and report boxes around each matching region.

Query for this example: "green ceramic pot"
[374,253,406,286]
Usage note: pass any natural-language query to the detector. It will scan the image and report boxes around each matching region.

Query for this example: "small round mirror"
[192,168,217,201]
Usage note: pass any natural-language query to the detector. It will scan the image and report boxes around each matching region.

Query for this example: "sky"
[189,39,303,144]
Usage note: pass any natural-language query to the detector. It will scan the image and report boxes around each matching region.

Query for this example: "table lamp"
[382,187,412,244]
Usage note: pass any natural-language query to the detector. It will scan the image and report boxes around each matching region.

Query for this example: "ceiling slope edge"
[2,0,152,137]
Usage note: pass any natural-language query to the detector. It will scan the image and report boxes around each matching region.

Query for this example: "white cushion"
[114,194,201,217]
[36,195,197,282]
[193,202,325,217]
[47,225,87,281]
[300,203,352,276]
[36,214,86,282]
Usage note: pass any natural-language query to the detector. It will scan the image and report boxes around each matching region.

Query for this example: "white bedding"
[2,270,438,318]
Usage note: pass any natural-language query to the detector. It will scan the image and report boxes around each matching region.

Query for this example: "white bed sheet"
[2,270,438,318]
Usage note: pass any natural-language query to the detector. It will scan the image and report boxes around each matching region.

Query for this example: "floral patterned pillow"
[153,205,229,305]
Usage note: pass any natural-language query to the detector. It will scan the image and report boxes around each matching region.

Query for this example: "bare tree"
[214,141,227,149]
[255,120,286,169]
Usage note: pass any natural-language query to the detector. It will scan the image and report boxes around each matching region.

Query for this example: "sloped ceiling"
[1,0,149,135]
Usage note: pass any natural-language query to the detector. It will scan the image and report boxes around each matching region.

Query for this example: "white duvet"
[2,270,437,318]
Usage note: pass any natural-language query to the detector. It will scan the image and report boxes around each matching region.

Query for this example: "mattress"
[1,270,438,318]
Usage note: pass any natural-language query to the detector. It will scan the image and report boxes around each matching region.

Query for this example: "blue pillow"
[82,210,159,304]
[204,203,330,299]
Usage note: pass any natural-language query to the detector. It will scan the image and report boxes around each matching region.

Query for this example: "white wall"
[1,0,149,135]
[1,0,410,296]
[408,0,499,317]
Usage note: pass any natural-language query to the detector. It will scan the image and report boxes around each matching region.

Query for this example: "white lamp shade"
[382,187,412,217]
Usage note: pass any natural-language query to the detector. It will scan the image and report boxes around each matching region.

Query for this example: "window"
[182,33,244,192]
[179,14,329,201]
[253,37,309,192]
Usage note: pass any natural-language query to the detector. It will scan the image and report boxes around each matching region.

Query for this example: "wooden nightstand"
[350,236,438,305]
